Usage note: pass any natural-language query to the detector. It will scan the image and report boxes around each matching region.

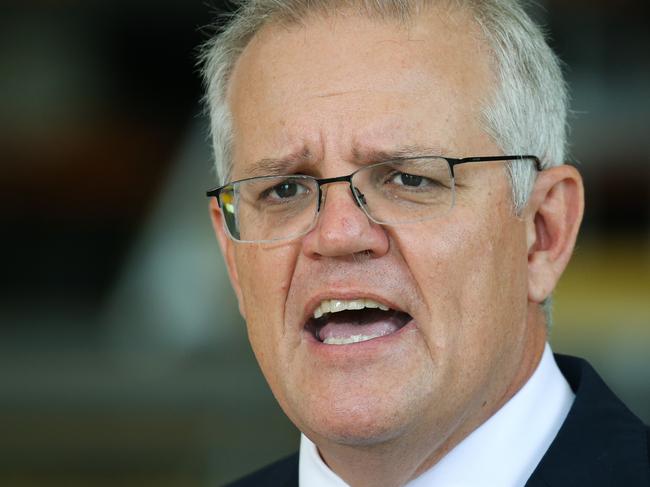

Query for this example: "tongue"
[317,309,404,342]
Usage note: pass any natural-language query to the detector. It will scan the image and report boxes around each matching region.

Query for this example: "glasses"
[206,155,541,243]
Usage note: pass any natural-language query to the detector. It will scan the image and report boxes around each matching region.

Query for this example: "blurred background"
[0,0,648,485]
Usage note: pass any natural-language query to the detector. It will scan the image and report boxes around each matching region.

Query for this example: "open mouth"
[305,298,412,345]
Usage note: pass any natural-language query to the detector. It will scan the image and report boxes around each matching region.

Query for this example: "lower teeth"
[323,334,383,345]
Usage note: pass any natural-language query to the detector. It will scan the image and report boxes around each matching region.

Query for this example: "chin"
[296,392,413,448]
[315,417,409,449]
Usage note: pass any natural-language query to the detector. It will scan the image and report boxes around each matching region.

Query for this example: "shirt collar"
[299,343,574,487]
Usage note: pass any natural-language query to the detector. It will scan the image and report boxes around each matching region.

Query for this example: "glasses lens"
[353,157,454,224]
[221,176,319,242]
[219,184,241,240]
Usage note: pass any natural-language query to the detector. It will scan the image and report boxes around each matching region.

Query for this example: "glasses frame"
[205,154,542,243]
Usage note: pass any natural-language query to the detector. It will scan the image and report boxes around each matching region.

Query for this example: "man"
[201,0,649,485]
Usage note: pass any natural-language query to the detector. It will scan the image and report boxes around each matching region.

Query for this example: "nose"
[301,182,390,259]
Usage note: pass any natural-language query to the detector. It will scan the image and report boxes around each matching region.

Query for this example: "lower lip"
[303,319,417,359]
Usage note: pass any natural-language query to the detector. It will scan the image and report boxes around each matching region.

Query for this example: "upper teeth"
[313,298,389,319]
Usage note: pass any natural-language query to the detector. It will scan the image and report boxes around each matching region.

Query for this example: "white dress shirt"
[299,343,574,487]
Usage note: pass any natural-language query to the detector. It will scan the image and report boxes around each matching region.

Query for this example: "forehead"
[227,7,495,175]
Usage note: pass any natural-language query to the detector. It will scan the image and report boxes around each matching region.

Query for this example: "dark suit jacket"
[224,355,650,486]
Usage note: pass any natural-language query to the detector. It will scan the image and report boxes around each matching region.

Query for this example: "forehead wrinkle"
[315,88,367,99]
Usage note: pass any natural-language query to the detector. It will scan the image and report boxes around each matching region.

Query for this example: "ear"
[209,198,246,319]
[525,164,584,304]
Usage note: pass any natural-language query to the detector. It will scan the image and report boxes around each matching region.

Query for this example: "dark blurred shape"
[0,1,212,309]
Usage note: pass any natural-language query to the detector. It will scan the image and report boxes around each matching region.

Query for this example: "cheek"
[235,245,293,304]
[396,206,528,348]
[234,244,299,364]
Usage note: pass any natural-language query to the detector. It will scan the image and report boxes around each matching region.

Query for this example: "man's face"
[218,8,545,450]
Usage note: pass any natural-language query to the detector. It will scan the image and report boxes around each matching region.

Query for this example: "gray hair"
[200,0,568,204]
[200,0,569,323]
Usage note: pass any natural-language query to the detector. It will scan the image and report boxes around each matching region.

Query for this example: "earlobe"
[209,198,247,319]
[526,165,584,303]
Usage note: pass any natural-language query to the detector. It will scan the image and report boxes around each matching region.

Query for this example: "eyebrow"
[241,143,452,179]
[242,148,315,178]
[351,144,451,164]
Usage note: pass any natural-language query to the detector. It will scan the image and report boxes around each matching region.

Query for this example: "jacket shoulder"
[223,452,299,487]
[526,354,650,486]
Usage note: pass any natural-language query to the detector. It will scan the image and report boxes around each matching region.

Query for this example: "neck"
[317,417,477,487]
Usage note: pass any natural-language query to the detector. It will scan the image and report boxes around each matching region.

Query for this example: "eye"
[389,172,426,187]
[261,178,311,202]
